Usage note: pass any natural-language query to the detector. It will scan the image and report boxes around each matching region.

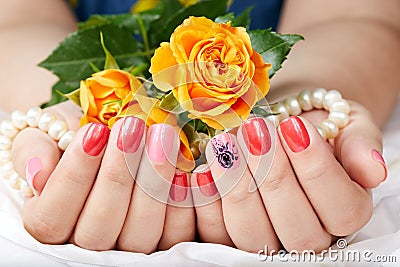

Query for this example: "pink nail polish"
[117,117,145,153]
[210,133,240,170]
[170,170,188,202]
[25,157,43,192]
[147,124,177,163]
[372,150,388,181]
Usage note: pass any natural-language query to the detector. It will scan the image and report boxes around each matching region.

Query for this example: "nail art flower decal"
[211,137,239,169]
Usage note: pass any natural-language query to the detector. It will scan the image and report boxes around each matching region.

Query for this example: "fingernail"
[242,118,271,156]
[82,123,110,156]
[196,169,218,197]
[147,124,176,163]
[25,157,42,193]
[210,133,240,170]
[170,170,188,202]
[371,150,388,181]
[117,117,145,153]
[280,116,310,153]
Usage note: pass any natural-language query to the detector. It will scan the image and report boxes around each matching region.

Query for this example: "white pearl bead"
[319,119,339,139]
[0,150,11,164]
[0,120,19,139]
[329,99,350,114]
[11,110,27,130]
[38,112,56,132]
[58,130,75,151]
[272,102,289,121]
[0,135,12,150]
[316,125,327,141]
[297,90,313,111]
[9,172,21,190]
[48,120,67,140]
[20,180,34,197]
[26,107,43,127]
[1,161,14,179]
[329,111,350,128]
[284,96,302,116]
[311,88,327,109]
[323,90,342,110]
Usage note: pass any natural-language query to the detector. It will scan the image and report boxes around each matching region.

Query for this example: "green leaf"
[182,123,198,144]
[251,106,274,118]
[59,88,81,107]
[232,6,252,29]
[249,29,303,78]
[215,12,235,24]
[158,91,185,114]
[39,24,148,85]
[78,13,159,36]
[100,32,120,70]
[41,80,79,108]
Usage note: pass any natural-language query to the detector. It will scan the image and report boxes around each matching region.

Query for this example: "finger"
[71,117,146,250]
[23,123,110,244]
[158,170,195,250]
[279,116,373,236]
[190,165,234,247]
[238,117,332,252]
[206,133,280,253]
[117,124,179,254]
[334,102,386,188]
[12,127,61,194]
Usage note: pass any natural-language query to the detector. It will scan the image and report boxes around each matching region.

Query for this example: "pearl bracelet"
[0,107,75,197]
[268,88,350,140]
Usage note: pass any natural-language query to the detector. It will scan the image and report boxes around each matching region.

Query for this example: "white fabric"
[1,100,400,267]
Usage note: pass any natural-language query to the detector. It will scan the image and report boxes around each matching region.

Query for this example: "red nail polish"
[82,123,110,156]
[170,171,188,202]
[371,150,388,181]
[196,169,218,197]
[117,117,145,153]
[242,118,271,156]
[280,116,310,153]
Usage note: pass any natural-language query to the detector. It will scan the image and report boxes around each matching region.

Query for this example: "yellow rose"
[149,16,271,130]
[79,69,143,127]
[109,91,195,172]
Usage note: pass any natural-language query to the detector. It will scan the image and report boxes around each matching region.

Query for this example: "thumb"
[12,127,61,195]
[334,102,387,189]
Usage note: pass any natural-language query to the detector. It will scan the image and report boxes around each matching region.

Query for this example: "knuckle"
[299,162,331,185]
[24,212,69,244]
[326,199,373,236]
[102,171,133,188]
[117,238,156,254]
[260,171,291,193]
[224,187,251,206]
[283,233,331,253]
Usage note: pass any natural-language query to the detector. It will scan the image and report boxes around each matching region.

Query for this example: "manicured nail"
[196,169,218,197]
[371,150,387,181]
[242,118,271,156]
[147,124,177,163]
[25,157,42,192]
[170,170,188,202]
[210,133,240,170]
[117,117,145,153]
[82,123,110,156]
[280,116,310,153]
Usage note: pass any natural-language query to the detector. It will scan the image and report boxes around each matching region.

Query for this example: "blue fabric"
[72,0,282,30]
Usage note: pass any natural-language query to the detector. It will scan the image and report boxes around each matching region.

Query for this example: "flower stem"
[137,14,151,59]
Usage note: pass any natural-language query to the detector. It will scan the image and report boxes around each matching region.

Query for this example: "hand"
[12,102,195,253]
[190,101,386,253]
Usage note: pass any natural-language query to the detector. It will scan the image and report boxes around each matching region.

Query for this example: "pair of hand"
[12,100,386,253]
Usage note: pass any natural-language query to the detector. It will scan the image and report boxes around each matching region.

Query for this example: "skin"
[3,0,400,253]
